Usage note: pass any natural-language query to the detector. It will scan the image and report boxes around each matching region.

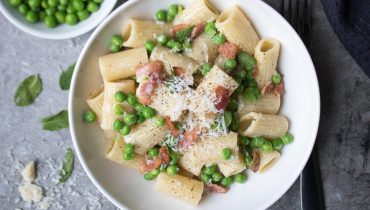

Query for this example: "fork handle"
[301,146,326,210]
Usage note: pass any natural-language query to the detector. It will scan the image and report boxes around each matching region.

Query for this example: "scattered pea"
[126,93,138,106]
[26,11,39,23]
[65,13,78,25]
[87,1,99,12]
[200,63,212,75]
[155,10,167,21]
[272,73,281,84]
[251,136,265,148]
[145,40,156,52]
[83,110,96,123]
[120,125,131,136]
[9,0,22,7]
[282,133,294,144]
[109,43,121,53]
[224,59,237,70]
[142,107,156,119]
[44,15,57,28]
[136,112,145,124]
[114,91,127,102]
[113,119,124,131]
[221,176,234,186]
[168,4,178,16]
[234,172,247,183]
[222,148,232,160]
[212,33,225,45]
[111,34,124,46]
[166,165,178,176]
[114,104,124,115]
[124,143,135,154]
[55,11,66,23]
[157,34,168,44]
[18,4,30,15]
[211,172,223,182]
[200,174,211,183]
[202,164,217,175]
[272,138,284,150]
[77,10,90,21]
[148,147,159,157]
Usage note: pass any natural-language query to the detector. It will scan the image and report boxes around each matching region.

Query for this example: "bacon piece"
[137,81,156,105]
[178,128,199,149]
[205,184,228,193]
[261,81,273,96]
[218,42,238,59]
[191,22,205,39]
[252,66,259,78]
[172,24,188,33]
[174,67,185,76]
[250,150,260,173]
[214,86,230,110]
[159,146,170,165]
[136,60,164,83]
[141,157,162,173]
[274,80,284,96]
[164,117,180,136]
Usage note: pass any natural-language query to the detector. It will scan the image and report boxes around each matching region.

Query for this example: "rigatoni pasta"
[173,0,219,25]
[238,93,281,115]
[86,86,104,122]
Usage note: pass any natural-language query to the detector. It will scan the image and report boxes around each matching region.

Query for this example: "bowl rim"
[68,0,321,209]
[0,0,117,40]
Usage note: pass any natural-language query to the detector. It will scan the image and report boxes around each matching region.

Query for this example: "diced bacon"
[191,22,205,39]
[205,184,228,193]
[261,81,273,96]
[141,157,162,173]
[172,24,188,33]
[136,60,164,83]
[252,66,259,78]
[214,86,230,110]
[159,146,170,165]
[174,67,185,76]
[137,81,156,105]
[218,42,238,59]
[250,150,260,173]
[274,80,284,96]
[178,128,199,149]
[164,117,180,136]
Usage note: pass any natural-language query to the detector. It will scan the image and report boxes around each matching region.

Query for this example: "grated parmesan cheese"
[18,183,43,202]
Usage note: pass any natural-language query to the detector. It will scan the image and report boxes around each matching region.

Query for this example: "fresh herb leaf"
[14,74,43,106]
[58,148,74,184]
[237,52,256,71]
[59,63,75,90]
[42,110,69,131]
[175,27,193,43]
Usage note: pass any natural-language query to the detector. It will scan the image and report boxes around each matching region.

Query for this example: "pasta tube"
[99,47,148,82]
[184,33,219,64]
[239,112,289,139]
[173,0,219,25]
[254,38,280,89]
[256,149,280,173]
[155,173,204,206]
[237,93,281,115]
[86,86,104,122]
[216,6,260,55]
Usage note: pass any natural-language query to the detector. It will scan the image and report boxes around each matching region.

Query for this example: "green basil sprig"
[59,148,74,184]
[14,74,43,106]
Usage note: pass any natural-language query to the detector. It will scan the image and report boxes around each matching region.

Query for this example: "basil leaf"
[14,74,43,106]
[59,63,75,90]
[175,27,193,43]
[42,110,69,131]
[58,148,74,184]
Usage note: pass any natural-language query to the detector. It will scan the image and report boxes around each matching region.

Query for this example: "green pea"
[166,165,178,176]
[145,40,156,52]
[66,14,78,25]
[148,147,159,157]
[83,110,96,123]
[150,168,160,176]
[200,174,211,183]
[44,15,57,28]
[235,83,245,94]
[55,11,66,23]
[60,0,68,6]
[178,4,184,13]
[77,10,90,21]
[45,7,56,15]
[182,40,192,49]
[113,119,124,131]
[212,33,226,45]
[111,34,123,46]
[224,59,237,70]
[237,69,247,79]
[156,117,165,127]
[26,11,39,23]
[142,107,155,119]
[165,39,175,48]
[222,148,232,160]
[18,4,30,15]
[39,11,46,20]
[120,125,131,136]
[166,14,175,23]
[94,0,103,3]
[126,94,137,106]
[124,143,135,154]
[40,0,48,9]
[200,63,212,75]
[282,133,294,144]
[157,34,168,44]
[47,0,58,7]
[136,112,145,124]
[224,111,232,128]
[87,1,99,12]
[123,152,134,160]
[229,113,239,132]
[211,172,223,182]
[66,5,75,14]
[169,153,179,165]
[239,136,249,146]
[134,103,144,112]
[155,10,167,21]
[113,91,126,103]
[272,73,281,84]
[262,141,273,152]
[205,22,217,37]
[57,4,66,11]
[9,0,22,7]
[221,176,234,186]
[202,164,217,175]
[28,0,41,9]
[251,136,265,148]
[123,113,137,125]
[226,97,238,111]
[113,104,123,115]
[272,138,284,150]
[72,0,84,11]
[109,43,121,53]
[234,172,247,183]
[144,172,156,180]
[172,42,182,52]
[168,4,178,16]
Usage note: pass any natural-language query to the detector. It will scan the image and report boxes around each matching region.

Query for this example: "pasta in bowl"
[69,0,320,209]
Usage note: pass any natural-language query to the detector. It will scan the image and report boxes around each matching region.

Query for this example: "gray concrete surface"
[0,0,369,209]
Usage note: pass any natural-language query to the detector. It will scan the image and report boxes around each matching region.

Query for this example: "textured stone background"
[0,0,369,209]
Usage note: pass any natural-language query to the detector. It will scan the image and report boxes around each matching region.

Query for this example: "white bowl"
[69,0,320,209]
[0,0,116,40]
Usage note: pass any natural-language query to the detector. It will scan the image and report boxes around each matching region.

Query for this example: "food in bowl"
[84,0,294,206]
[7,0,104,28]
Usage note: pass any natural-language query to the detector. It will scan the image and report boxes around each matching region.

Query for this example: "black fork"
[280,0,325,210]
